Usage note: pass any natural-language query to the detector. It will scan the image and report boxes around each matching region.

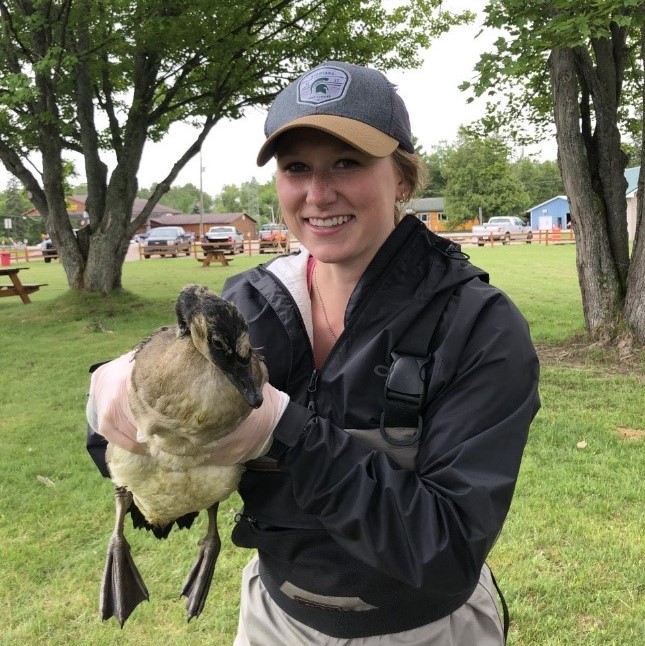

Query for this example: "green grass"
[0,246,642,645]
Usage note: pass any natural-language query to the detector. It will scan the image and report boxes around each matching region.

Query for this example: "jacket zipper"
[307,370,319,410]
[254,265,344,412]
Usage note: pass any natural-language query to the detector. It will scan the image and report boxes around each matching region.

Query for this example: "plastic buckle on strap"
[384,354,426,404]
[379,354,426,447]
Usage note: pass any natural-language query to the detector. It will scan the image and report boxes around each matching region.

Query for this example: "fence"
[0,229,574,265]
[445,229,575,247]
[2,246,51,263]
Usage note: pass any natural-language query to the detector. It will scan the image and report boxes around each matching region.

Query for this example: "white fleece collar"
[265,250,314,346]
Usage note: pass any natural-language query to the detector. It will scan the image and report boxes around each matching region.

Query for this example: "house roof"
[402,197,445,212]
[528,195,568,212]
[150,212,257,226]
[529,167,641,211]
[68,195,183,217]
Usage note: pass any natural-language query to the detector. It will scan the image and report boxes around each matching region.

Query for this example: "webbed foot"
[100,487,149,626]
[180,502,221,621]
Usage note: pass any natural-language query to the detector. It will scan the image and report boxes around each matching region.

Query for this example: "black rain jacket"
[221,215,540,638]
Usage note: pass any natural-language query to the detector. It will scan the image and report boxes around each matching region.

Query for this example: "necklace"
[313,264,338,342]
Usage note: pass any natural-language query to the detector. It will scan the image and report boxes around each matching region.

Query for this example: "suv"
[40,236,58,263]
[258,223,290,253]
[40,228,79,262]
[142,226,192,258]
[203,226,244,254]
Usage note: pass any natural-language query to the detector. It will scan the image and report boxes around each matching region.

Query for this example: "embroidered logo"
[297,66,350,105]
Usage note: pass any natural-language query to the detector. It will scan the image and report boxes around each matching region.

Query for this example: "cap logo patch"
[297,66,350,105]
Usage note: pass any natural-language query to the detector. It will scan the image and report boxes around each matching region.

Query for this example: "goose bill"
[229,364,263,408]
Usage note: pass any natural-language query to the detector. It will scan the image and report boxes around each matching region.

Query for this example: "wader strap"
[380,286,457,445]
[489,569,510,644]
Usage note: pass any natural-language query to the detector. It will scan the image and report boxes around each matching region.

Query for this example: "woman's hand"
[86,351,147,454]
[209,382,290,465]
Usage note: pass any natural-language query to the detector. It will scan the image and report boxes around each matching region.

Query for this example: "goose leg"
[180,502,221,621]
[100,486,149,626]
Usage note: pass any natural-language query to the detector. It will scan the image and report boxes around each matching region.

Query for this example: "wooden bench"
[0,268,47,304]
[0,282,48,301]
[196,251,231,267]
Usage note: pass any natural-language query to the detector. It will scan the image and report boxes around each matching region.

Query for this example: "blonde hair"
[392,148,427,223]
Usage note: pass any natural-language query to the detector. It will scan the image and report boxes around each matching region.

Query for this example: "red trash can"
[0,251,10,266]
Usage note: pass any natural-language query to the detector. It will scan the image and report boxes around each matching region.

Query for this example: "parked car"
[471,216,532,246]
[202,226,244,254]
[142,226,192,258]
[258,223,290,253]
[40,236,57,262]
[132,231,149,244]
[40,229,78,262]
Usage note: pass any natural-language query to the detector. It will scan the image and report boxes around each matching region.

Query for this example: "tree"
[464,1,645,343]
[622,138,642,167]
[511,157,565,208]
[150,182,212,214]
[0,0,471,293]
[417,141,449,197]
[0,176,41,243]
[257,176,279,226]
[442,130,530,227]
[213,177,278,226]
[214,184,246,214]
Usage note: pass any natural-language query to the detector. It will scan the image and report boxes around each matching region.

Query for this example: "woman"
[88,62,540,644]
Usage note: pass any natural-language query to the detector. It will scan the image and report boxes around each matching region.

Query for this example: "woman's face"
[275,129,406,270]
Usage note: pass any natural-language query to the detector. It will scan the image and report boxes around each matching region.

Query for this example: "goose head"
[176,284,264,409]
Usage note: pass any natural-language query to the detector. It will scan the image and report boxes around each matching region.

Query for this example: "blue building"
[525,166,639,239]
[525,196,570,231]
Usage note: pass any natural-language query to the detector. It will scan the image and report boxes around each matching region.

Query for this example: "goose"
[100,283,266,627]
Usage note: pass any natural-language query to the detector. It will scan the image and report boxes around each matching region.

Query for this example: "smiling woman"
[217,61,540,645]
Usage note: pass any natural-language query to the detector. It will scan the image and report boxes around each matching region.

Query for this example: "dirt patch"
[535,341,645,379]
[615,427,645,441]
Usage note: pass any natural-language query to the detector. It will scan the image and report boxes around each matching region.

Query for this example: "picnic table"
[0,267,47,304]
[196,248,232,267]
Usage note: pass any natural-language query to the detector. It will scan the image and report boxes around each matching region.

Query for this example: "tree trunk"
[549,48,625,339]
[622,21,645,343]
[82,231,130,292]
[624,193,645,342]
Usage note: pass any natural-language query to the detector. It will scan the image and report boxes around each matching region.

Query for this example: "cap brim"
[256,115,399,166]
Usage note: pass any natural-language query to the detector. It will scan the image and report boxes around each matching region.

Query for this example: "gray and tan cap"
[257,61,415,166]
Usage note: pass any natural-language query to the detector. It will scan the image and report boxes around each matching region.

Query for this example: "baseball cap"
[257,61,414,166]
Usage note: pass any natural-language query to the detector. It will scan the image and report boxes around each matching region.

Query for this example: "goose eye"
[212,338,226,352]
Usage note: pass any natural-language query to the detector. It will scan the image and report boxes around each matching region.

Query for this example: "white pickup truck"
[472,216,532,246]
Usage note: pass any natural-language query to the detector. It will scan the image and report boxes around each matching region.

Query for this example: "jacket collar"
[257,214,486,335]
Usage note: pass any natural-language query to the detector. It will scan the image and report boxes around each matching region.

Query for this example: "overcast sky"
[137,1,506,195]
[1,1,556,198]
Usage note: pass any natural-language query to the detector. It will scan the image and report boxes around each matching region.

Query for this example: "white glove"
[86,351,147,454]
[209,382,289,465]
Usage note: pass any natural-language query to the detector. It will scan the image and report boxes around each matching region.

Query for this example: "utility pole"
[199,150,205,239]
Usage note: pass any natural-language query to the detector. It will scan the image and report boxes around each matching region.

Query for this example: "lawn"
[0,245,642,645]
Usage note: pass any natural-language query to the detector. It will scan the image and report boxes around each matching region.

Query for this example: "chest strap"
[380,285,457,446]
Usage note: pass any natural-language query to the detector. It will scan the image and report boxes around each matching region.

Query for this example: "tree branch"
[131,116,219,231]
